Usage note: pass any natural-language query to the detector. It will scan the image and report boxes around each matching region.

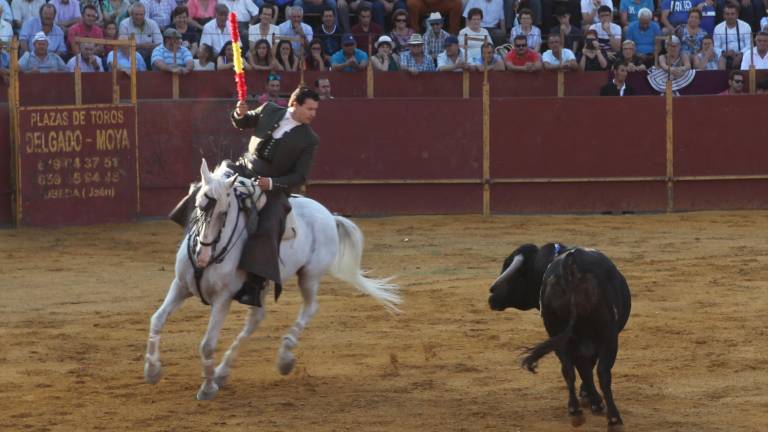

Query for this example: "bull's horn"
[492,254,524,287]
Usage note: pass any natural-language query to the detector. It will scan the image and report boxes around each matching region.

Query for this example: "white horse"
[144,159,401,400]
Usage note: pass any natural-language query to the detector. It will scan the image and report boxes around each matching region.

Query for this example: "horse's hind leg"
[197,299,232,400]
[276,273,320,375]
[144,278,190,384]
[214,291,268,387]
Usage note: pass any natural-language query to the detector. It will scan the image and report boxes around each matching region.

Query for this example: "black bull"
[488,243,631,430]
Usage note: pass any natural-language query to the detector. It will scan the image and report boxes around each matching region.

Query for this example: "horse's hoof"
[196,383,220,401]
[570,412,586,428]
[607,421,624,432]
[214,372,229,388]
[144,361,163,385]
[277,350,295,376]
[591,402,605,414]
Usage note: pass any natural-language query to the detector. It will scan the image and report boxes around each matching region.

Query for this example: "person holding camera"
[579,29,608,71]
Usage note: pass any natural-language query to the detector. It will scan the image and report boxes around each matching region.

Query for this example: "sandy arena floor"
[0,211,766,432]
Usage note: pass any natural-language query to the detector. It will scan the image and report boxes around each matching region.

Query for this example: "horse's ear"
[225,174,239,189]
[200,159,212,185]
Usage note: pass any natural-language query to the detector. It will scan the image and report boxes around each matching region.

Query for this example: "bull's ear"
[225,174,239,189]
[200,159,212,185]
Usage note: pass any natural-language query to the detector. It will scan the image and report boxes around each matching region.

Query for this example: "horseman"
[170,86,321,307]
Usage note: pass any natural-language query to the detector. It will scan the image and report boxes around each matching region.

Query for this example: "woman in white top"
[509,9,541,52]
[459,7,492,62]
[248,6,279,46]
[193,43,216,70]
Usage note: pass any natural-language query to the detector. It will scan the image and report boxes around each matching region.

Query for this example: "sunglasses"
[733,80,744,84]
[395,18,406,22]
[515,44,527,48]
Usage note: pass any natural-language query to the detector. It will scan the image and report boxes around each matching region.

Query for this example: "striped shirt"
[151,44,193,67]
[141,0,177,28]
[399,52,436,72]
[423,28,450,61]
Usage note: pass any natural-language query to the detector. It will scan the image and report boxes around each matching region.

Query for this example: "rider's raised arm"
[231,102,268,130]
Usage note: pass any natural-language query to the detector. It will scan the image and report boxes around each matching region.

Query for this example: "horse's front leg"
[277,274,320,375]
[145,278,191,384]
[214,290,268,387]
[197,298,232,400]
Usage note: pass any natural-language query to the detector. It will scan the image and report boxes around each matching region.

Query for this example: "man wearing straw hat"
[399,33,435,73]
[423,12,450,62]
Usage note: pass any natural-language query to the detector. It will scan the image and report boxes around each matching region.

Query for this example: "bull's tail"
[330,216,402,313]
[521,314,576,373]
[521,250,581,373]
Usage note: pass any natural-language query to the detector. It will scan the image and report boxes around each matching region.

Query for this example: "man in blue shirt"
[330,33,368,72]
[19,4,67,56]
[626,7,661,57]
[619,0,655,27]
[151,28,194,74]
[19,32,68,72]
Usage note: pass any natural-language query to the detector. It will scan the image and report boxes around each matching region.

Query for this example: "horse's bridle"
[197,193,227,248]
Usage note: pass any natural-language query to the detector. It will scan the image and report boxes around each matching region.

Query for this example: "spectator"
[510,8,540,52]
[462,0,505,45]
[581,0,612,27]
[693,35,724,69]
[152,28,194,74]
[141,0,176,29]
[616,40,647,71]
[119,3,162,60]
[275,39,300,71]
[370,34,400,70]
[625,8,661,58]
[20,4,67,56]
[315,76,333,99]
[12,0,47,31]
[257,73,288,106]
[331,33,368,71]
[219,0,259,46]
[549,9,582,54]
[699,0,716,36]
[101,0,130,29]
[423,12,450,63]
[600,60,634,95]
[66,41,102,71]
[50,0,81,31]
[659,35,692,78]
[19,32,68,72]
[390,9,415,54]
[292,0,339,31]
[333,0,366,34]
[740,31,768,69]
[216,40,252,71]
[350,5,382,51]
[249,6,279,47]
[505,34,542,72]
[407,0,461,34]
[170,6,200,58]
[589,6,621,60]
[542,33,577,71]
[437,35,468,71]
[0,0,9,25]
[399,33,435,73]
[661,0,704,33]
[248,38,279,70]
[713,2,751,70]
[193,43,216,70]
[106,35,148,72]
[67,4,103,55]
[306,38,329,70]
[718,69,744,94]
[370,0,406,31]
[187,0,216,28]
[200,4,232,56]
[676,9,707,56]
[459,8,491,61]
[101,20,118,59]
[278,6,313,53]
[0,4,11,43]
[470,41,504,71]
[315,7,342,58]
[619,0,654,27]
[579,29,609,71]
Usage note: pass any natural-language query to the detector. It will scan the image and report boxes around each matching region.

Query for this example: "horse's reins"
[186,187,248,306]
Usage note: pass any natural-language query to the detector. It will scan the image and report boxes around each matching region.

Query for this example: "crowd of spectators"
[0,0,767,92]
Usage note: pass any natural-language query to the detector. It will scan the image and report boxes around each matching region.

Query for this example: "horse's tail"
[330,216,401,313]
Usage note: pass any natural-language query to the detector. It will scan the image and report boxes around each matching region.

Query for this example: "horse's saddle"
[232,175,297,241]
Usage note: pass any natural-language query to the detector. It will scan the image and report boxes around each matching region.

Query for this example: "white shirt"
[713,20,752,56]
[273,108,301,139]
[542,48,576,65]
[614,80,626,96]
[277,20,313,53]
[248,23,279,45]
[463,0,504,28]
[193,59,216,70]
[67,54,103,72]
[740,48,768,70]
[437,48,467,71]
[0,19,12,43]
[458,27,491,61]
[11,0,46,26]
[0,0,11,23]
[200,20,232,56]
[220,0,259,23]
[581,0,613,24]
